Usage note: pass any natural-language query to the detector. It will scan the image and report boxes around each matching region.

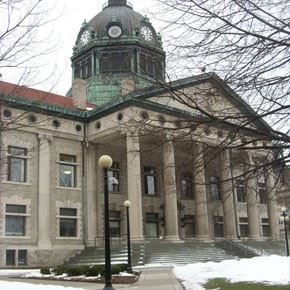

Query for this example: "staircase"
[143,240,237,265]
[65,243,144,267]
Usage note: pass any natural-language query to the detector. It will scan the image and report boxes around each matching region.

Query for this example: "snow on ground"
[174,255,290,290]
[0,281,86,290]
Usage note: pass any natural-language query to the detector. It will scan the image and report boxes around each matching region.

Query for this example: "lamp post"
[280,206,289,257]
[124,200,132,273]
[98,155,114,290]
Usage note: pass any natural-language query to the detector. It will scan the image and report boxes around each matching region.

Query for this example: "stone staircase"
[65,243,144,267]
[143,240,237,265]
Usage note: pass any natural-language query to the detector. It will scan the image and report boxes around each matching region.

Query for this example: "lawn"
[204,278,290,290]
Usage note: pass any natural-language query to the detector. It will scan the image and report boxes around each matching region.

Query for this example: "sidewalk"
[1,267,184,290]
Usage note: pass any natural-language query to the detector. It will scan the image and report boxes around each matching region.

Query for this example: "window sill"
[3,235,30,239]
[56,237,81,240]
[56,186,81,191]
[3,181,32,186]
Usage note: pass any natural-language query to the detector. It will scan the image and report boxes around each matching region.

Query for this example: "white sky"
[24,0,158,95]
[0,256,290,290]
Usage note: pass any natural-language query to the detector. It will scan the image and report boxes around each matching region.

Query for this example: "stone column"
[37,134,52,249]
[220,150,237,239]
[194,143,210,240]
[266,168,279,239]
[246,153,260,240]
[163,139,180,241]
[126,131,144,241]
[85,145,98,246]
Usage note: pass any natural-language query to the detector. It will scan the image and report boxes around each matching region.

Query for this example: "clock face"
[79,30,91,46]
[108,25,122,38]
[140,26,154,42]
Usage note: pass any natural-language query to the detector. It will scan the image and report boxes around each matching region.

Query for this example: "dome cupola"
[71,1,165,106]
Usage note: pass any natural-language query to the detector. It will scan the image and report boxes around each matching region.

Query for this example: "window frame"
[5,204,27,236]
[58,154,77,188]
[109,210,121,238]
[180,172,194,199]
[7,146,27,182]
[58,207,78,237]
[209,176,221,201]
[214,216,224,237]
[144,166,158,196]
[145,213,159,238]
[236,178,246,203]
[108,162,120,193]
[239,217,249,238]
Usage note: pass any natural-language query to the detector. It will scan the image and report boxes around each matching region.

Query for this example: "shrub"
[85,264,105,277]
[51,266,68,276]
[40,267,51,275]
[66,266,87,277]
[111,264,127,275]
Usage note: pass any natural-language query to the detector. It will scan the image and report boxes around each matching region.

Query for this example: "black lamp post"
[124,200,132,273]
[98,155,115,290]
[280,206,289,257]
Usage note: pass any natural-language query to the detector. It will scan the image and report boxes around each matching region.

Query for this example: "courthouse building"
[0,0,280,268]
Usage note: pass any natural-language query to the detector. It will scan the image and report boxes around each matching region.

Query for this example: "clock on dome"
[140,26,154,42]
[79,30,91,46]
[108,25,122,38]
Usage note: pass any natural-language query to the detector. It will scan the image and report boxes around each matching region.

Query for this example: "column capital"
[38,133,53,143]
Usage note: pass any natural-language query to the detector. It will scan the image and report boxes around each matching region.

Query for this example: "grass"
[204,278,290,290]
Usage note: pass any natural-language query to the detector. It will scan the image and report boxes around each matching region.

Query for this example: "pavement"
[1,267,185,290]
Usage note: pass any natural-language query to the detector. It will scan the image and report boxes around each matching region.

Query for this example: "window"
[180,173,194,198]
[236,178,246,202]
[109,211,121,237]
[239,217,248,237]
[214,216,224,237]
[7,146,27,182]
[59,208,77,237]
[59,154,77,187]
[5,204,26,236]
[74,56,92,79]
[182,215,196,237]
[108,162,120,193]
[144,167,157,195]
[258,182,267,204]
[145,213,159,238]
[209,176,221,201]
[100,52,130,73]
[6,249,27,266]
[261,218,270,237]
[6,250,16,266]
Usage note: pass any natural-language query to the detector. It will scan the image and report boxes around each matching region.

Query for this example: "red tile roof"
[0,81,95,111]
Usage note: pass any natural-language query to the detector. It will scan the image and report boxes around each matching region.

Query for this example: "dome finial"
[108,0,127,6]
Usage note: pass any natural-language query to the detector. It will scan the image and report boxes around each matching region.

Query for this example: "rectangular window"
[214,216,224,237]
[8,146,27,182]
[109,211,121,237]
[6,250,16,266]
[258,182,267,204]
[108,162,120,193]
[180,172,194,198]
[183,215,196,237]
[239,217,248,237]
[145,213,159,238]
[59,208,77,237]
[261,218,270,237]
[236,178,246,202]
[59,154,77,187]
[100,52,130,73]
[209,176,221,201]
[5,204,26,236]
[18,250,27,265]
[144,167,157,195]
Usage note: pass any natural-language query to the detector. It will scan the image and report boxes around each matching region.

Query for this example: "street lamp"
[98,155,115,290]
[124,200,132,273]
[280,206,289,257]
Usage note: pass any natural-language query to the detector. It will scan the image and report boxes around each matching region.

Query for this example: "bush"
[40,267,51,275]
[51,266,68,276]
[111,264,127,275]
[85,264,105,277]
[66,266,87,277]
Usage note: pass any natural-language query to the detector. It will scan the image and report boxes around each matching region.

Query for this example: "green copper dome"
[71,0,165,106]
